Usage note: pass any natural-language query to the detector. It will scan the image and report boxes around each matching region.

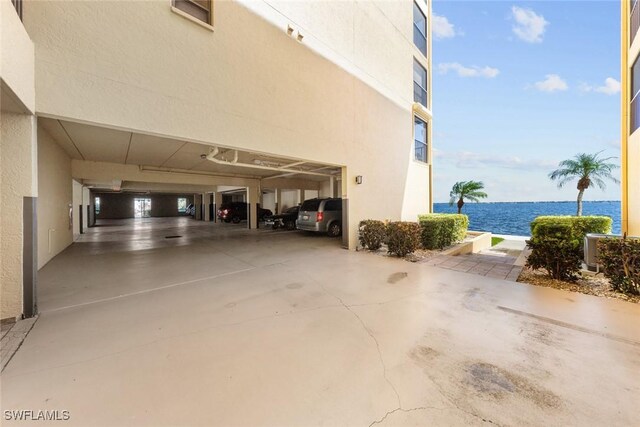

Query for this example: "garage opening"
[36,118,346,312]
[133,198,151,218]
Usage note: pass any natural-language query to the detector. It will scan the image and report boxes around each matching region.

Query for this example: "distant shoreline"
[433,200,621,205]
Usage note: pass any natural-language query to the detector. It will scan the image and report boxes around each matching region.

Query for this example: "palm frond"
[550,151,620,191]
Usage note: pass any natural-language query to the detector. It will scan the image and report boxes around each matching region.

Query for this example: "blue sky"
[431,1,621,202]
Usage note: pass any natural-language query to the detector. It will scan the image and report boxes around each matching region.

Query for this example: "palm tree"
[549,152,619,216]
[449,181,488,214]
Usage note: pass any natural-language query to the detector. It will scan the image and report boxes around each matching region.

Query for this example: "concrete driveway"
[2,218,639,426]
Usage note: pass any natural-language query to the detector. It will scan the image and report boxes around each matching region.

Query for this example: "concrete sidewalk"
[421,236,527,281]
[2,219,639,426]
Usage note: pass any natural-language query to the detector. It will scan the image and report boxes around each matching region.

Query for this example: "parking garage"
[32,117,346,312]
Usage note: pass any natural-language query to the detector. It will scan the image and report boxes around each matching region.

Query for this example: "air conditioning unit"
[584,234,621,272]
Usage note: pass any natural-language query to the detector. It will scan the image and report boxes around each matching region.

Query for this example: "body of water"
[433,201,621,236]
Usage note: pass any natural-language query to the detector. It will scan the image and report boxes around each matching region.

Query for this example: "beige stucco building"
[622,0,640,235]
[1,0,433,322]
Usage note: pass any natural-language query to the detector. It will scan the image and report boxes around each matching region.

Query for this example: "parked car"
[264,206,300,230]
[217,202,272,223]
[297,198,342,237]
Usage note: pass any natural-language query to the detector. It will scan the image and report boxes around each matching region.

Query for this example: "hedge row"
[526,215,613,281]
[598,237,640,295]
[359,213,469,257]
[530,216,612,244]
[418,214,469,250]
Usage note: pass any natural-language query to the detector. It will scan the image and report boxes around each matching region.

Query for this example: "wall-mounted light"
[287,25,294,36]
[297,33,304,42]
[355,175,363,185]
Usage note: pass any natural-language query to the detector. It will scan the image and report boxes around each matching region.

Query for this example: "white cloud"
[438,63,500,78]
[511,6,549,43]
[432,14,458,39]
[580,77,621,95]
[534,74,568,92]
[433,149,558,170]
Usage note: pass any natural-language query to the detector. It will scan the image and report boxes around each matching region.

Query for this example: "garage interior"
[36,117,345,312]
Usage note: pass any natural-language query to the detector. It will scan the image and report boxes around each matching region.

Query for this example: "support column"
[208,193,214,221]
[1,113,38,320]
[329,176,336,198]
[296,189,304,205]
[82,186,90,231]
[247,186,259,229]
[203,193,210,221]
[341,167,350,249]
[214,191,223,223]
[194,194,202,220]
[275,188,283,214]
[72,180,82,238]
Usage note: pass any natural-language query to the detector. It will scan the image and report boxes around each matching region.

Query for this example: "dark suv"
[217,202,272,223]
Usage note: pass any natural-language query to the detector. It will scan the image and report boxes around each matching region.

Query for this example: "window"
[173,0,212,25]
[632,56,640,133]
[300,199,321,212]
[414,116,428,163]
[323,200,342,212]
[413,59,428,106]
[134,198,152,218]
[178,197,188,213]
[95,197,101,215]
[413,2,427,56]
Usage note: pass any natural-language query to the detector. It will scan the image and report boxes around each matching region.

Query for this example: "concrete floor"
[2,218,640,426]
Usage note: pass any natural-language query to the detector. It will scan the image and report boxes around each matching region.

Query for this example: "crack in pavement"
[368,406,439,427]
[319,284,402,409]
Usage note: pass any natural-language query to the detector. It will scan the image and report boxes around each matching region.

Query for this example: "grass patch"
[491,237,504,246]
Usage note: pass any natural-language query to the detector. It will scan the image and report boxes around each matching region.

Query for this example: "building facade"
[622,0,640,235]
[1,0,433,322]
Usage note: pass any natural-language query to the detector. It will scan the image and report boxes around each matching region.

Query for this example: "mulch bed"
[358,245,441,262]
[358,234,477,263]
[517,268,640,304]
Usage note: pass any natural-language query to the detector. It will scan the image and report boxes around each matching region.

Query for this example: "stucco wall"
[0,0,35,113]
[1,112,37,320]
[37,126,73,268]
[280,190,300,211]
[24,0,431,248]
[94,193,194,219]
[262,192,276,213]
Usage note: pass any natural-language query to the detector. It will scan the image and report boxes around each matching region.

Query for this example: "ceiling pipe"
[204,147,338,178]
[262,166,337,180]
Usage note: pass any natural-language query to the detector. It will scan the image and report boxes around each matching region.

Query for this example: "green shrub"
[598,237,640,295]
[417,214,469,250]
[530,216,612,244]
[386,222,421,257]
[358,220,387,250]
[526,222,582,281]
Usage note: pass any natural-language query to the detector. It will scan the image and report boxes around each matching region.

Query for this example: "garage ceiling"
[39,118,341,181]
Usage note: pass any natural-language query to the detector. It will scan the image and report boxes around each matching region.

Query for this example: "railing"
[11,0,22,20]
[632,0,640,44]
